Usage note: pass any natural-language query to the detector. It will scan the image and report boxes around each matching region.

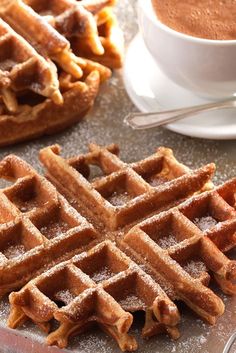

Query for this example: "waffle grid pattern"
[0,144,235,351]
[39,143,215,230]
[9,240,181,351]
[0,154,98,297]
[123,181,236,325]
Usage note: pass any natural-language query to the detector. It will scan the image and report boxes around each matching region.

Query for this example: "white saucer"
[123,33,236,140]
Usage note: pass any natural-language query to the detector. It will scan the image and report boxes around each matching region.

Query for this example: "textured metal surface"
[0,1,236,352]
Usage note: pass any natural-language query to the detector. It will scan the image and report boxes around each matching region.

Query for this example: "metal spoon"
[222,332,236,353]
[124,97,236,130]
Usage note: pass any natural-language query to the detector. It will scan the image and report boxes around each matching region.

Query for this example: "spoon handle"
[124,98,236,130]
[222,332,236,353]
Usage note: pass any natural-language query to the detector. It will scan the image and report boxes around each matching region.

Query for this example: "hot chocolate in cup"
[138,0,236,99]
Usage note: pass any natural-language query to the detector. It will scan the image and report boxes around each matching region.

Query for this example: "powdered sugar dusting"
[183,259,207,278]
[3,244,26,259]
[119,294,145,310]
[148,176,170,187]
[108,191,133,206]
[70,329,114,353]
[54,289,76,306]
[91,267,115,283]
[193,216,218,231]
[39,220,70,239]
[156,233,178,249]
[0,0,234,352]
[13,197,40,213]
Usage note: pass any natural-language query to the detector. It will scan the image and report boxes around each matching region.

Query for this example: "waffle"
[0,71,100,147]
[122,178,236,325]
[0,0,123,146]
[8,240,180,351]
[1,0,98,77]
[24,0,118,58]
[39,144,215,230]
[0,154,98,297]
[0,18,62,113]
[71,3,124,69]
[2,144,236,351]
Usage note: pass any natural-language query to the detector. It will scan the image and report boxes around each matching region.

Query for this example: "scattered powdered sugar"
[138,263,148,272]
[119,294,145,310]
[148,176,170,187]
[107,191,132,206]
[39,220,70,239]
[91,267,115,283]
[193,216,218,231]
[70,329,114,353]
[0,179,13,189]
[3,244,26,259]
[14,197,40,213]
[156,233,178,249]
[183,259,207,278]
[170,334,208,353]
[199,335,207,344]
[54,289,76,306]
[0,0,234,352]
[0,299,10,324]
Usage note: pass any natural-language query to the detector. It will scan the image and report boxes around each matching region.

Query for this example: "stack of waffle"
[0,144,235,351]
[0,0,123,146]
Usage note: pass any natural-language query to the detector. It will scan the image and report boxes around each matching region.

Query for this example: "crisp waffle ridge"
[1,144,236,351]
[0,154,98,297]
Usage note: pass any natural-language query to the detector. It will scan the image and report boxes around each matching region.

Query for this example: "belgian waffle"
[122,178,236,325]
[0,0,123,146]
[71,2,124,68]
[8,240,180,351]
[1,144,236,351]
[39,144,214,230]
[0,154,98,297]
[0,18,62,113]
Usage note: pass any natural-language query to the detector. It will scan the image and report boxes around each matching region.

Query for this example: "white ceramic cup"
[138,0,236,99]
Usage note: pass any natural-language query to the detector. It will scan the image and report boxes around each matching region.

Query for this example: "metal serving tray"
[0,1,236,352]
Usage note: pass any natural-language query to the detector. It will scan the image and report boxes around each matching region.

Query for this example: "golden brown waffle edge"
[0,0,123,146]
[0,144,235,350]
